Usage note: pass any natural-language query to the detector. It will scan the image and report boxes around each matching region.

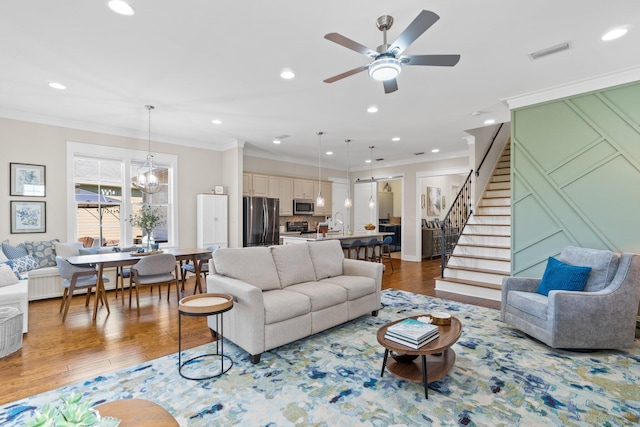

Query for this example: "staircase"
[435,141,511,301]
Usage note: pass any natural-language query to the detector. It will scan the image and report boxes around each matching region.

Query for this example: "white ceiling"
[1,1,638,171]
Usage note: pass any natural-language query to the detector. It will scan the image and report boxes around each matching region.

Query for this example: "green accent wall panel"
[511,80,640,276]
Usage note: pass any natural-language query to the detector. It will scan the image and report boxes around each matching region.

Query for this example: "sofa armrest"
[343,259,383,289]
[206,274,266,355]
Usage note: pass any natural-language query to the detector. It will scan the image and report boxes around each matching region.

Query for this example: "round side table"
[178,293,233,380]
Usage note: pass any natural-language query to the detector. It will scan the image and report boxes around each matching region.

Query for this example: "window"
[67,142,178,248]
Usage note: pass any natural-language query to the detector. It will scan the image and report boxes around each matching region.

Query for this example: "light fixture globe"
[368,56,402,81]
[132,105,161,195]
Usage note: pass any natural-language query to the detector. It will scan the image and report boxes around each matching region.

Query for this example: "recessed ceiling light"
[48,82,66,90]
[280,69,295,79]
[484,119,496,125]
[107,0,135,16]
[326,151,333,155]
[391,137,400,142]
[272,139,281,144]
[432,149,440,153]
[211,119,222,125]
[367,106,378,113]
[365,159,372,163]
[602,27,628,41]
[471,111,481,116]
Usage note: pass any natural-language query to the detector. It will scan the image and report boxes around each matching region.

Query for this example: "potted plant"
[26,392,119,426]
[129,204,165,251]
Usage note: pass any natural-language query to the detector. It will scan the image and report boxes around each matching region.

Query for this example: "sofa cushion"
[24,239,60,268]
[536,257,591,297]
[262,289,311,324]
[0,264,19,287]
[559,246,620,292]
[2,242,28,259]
[0,244,7,262]
[507,290,549,320]
[286,282,348,311]
[271,244,316,287]
[213,247,281,291]
[320,275,376,300]
[308,240,344,280]
[54,241,84,258]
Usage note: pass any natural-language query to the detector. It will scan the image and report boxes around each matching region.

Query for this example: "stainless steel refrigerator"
[243,196,280,247]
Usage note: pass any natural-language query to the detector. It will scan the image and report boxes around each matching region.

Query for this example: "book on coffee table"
[386,318,439,342]
[384,331,440,349]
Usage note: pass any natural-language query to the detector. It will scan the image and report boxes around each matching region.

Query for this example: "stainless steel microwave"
[293,199,314,215]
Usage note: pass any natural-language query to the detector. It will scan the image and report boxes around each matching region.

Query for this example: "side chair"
[55,256,110,322]
[129,253,179,316]
[180,245,219,294]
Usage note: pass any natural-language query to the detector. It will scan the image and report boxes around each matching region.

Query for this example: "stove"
[286,221,309,232]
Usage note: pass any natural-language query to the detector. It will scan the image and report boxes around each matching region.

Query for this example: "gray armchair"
[501,246,640,349]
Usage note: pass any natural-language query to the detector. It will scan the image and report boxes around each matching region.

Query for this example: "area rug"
[1,289,639,426]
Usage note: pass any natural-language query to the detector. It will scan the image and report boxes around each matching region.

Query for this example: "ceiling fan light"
[368,57,402,81]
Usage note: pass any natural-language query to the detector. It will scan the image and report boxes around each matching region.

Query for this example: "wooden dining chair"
[180,245,219,294]
[55,256,110,322]
[129,254,179,316]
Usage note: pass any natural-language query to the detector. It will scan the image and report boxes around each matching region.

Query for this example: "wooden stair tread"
[466,223,510,226]
[477,204,511,208]
[456,243,510,250]
[445,265,510,276]
[451,254,510,262]
[462,233,511,237]
[473,213,511,217]
[436,276,502,290]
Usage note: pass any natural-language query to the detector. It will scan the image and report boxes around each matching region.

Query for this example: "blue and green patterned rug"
[2,289,639,426]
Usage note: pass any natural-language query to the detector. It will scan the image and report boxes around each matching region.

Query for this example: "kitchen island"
[281,231,394,245]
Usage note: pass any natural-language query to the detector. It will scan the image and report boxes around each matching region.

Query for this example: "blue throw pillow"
[536,256,592,296]
[2,242,28,259]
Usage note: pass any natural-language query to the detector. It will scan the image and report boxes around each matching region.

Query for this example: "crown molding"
[502,65,640,110]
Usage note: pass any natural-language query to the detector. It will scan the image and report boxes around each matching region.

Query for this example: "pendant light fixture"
[316,131,325,208]
[368,145,375,209]
[132,105,161,194]
[344,139,352,209]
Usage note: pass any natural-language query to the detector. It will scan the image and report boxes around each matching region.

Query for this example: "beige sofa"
[207,239,383,363]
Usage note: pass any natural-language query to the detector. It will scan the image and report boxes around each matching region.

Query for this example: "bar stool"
[341,239,363,259]
[364,238,379,262]
[178,293,233,380]
[376,236,394,272]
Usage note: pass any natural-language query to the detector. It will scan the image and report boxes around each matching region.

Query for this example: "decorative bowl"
[364,224,376,230]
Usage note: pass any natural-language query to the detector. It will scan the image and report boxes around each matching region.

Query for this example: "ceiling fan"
[323,10,460,94]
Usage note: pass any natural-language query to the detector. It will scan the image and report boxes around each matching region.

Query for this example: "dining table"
[66,247,212,321]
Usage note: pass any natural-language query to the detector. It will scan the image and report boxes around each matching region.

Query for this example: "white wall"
[0,117,224,247]
[419,174,467,220]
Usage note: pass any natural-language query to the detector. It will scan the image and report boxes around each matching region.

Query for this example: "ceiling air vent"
[414,152,424,156]
[529,41,572,60]
[375,158,384,161]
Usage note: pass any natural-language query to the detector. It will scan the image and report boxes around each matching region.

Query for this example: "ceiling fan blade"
[404,54,461,67]
[389,10,440,55]
[324,33,377,57]
[383,78,398,94]
[324,65,370,83]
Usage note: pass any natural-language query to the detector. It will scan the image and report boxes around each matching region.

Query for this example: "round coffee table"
[95,398,177,426]
[377,315,462,399]
[178,293,233,380]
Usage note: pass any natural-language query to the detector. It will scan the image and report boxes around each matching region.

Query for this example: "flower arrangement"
[129,205,164,237]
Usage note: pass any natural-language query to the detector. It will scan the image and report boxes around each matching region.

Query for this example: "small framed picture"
[10,163,46,196]
[11,201,46,233]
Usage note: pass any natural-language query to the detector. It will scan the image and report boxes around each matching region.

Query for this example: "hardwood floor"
[0,258,499,406]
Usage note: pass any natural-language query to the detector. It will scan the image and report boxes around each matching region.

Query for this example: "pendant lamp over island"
[316,131,325,208]
[344,139,352,209]
[368,145,375,209]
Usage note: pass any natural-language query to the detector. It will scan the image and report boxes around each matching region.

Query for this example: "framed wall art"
[11,201,46,233]
[427,186,441,217]
[10,163,46,196]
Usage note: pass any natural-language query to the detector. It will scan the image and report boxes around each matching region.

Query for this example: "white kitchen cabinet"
[293,178,314,199]
[243,173,269,196]
[269,176,294,216]
[197,194,228,248]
